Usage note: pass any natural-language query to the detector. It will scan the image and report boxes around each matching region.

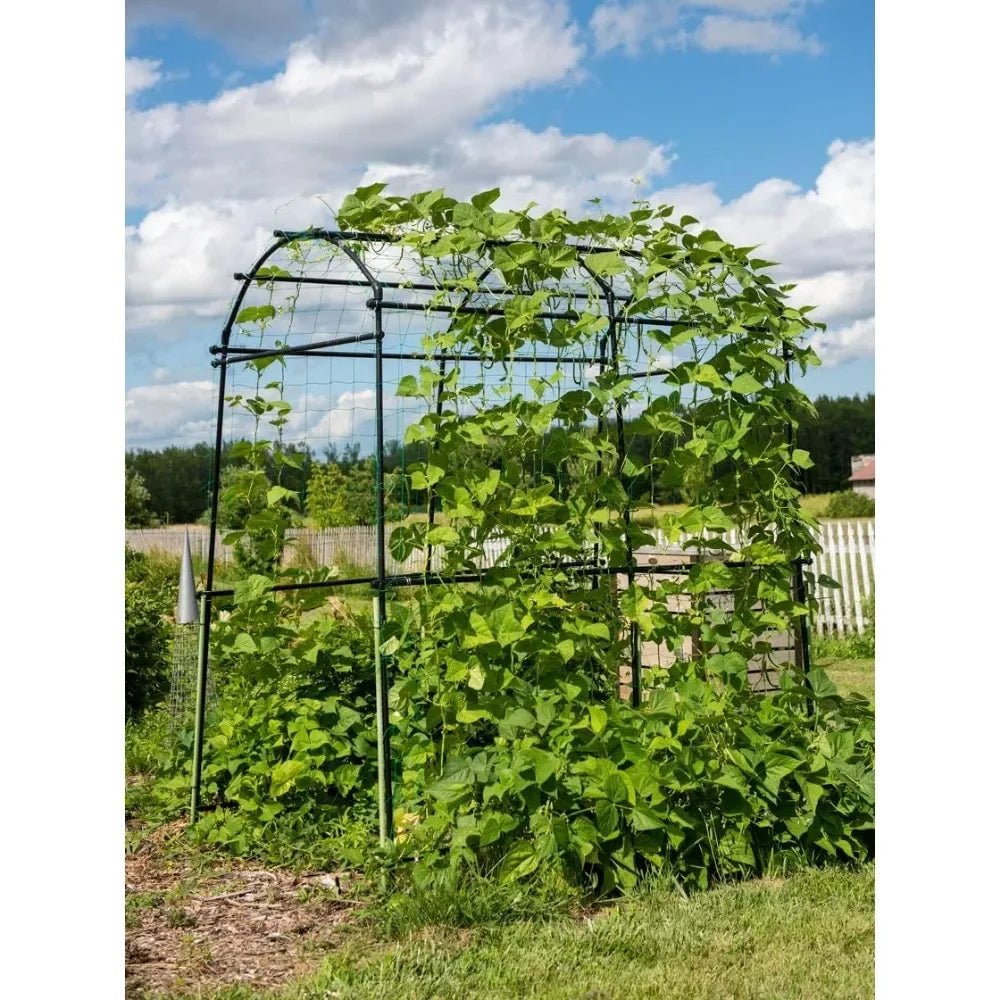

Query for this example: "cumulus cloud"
[589,1,820,57]
[126,1,584,207]
[649,138,875,365]
[125,57,162,96]
[125,380,218,447]
[693,14,821,54]
[806,317,874,367]
[125,126,671,331]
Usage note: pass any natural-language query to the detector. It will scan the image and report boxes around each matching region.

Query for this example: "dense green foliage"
[124,548,174,718]
[147,186,874,896]
[824,489,875,518]
[124,394,874,526]
[125,466,154,527]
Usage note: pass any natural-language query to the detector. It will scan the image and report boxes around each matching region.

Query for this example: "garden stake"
[372,597,391,846]
[189,592,209,824]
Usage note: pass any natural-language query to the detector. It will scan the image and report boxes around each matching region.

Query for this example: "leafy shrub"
[814,595,875,660]
[125,466,154,527]
[823,491,874,518]
[157,573,874,892]
[151,185,874,897]
[306,463,353,528]
[155,580,382,865]
[387,609,873,893]
[125,548,174,719]
[125,708,172,775]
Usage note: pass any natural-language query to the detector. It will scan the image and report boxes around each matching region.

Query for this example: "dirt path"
[125,823,360,998]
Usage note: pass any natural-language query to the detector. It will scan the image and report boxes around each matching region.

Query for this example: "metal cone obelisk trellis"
[169,529,203,730]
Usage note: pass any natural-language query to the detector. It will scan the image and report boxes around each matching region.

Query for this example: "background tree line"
[125,393,874,527]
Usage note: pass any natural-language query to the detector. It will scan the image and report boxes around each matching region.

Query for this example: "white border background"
[4,2,1000,994]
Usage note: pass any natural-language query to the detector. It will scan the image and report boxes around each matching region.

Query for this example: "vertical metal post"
[607,293,640,706]
[793,558,815,713]
[189,592,209,823]
[424,355,448,575]
[372,287,394,838]
[592,333,609,591]
[783,345,815,714]
[191,318,236,823]
[190,241,285,824]
[372,597,390,846]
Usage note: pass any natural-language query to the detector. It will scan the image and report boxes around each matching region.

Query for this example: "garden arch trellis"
[190,196,819,843]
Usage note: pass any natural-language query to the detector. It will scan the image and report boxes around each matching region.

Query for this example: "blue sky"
[125,0,874,450]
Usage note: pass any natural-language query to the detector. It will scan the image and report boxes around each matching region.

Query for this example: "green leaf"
[587,251,627,276]
[603,771,634,805]
[232,633,257,654]
[471,187,501,211]
[498,841,540,883]
[588,705,608,735]
[631,802,666,832]
[791,448,814,469]
[269,759,306,798]
[457,707,490,723]
[730,373,764,395]
[235,304,277,325]
[808,668,838,700]
[266,485,297,507]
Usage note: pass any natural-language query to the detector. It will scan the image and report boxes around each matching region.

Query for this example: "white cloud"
[125,57,162,96]
[649,138,874,365]
[806,316,874,367]
[589,3,657,56]
[125,380,218,447]
[125,123,671,330]
[127,1,584,207]
[304,389,378,442]
[693,15,821,54]
[589,1,820,57]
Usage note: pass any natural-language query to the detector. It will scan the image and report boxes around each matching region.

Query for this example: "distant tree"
[127,443,216,524]
[306,463,352,528]
[125,466,153,527]
[795,395,875,493]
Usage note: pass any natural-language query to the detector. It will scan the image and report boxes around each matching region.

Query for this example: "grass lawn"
[128,640,874,999]
[823,657,875,704]
[145,865,872,1000]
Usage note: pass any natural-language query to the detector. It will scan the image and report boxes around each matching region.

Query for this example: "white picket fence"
[651,519,875,636]
[124,526,441,574]
[126,518,874,635]
[808,520,875,636]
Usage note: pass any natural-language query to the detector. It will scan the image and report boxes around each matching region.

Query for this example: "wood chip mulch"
[125,822,361,998]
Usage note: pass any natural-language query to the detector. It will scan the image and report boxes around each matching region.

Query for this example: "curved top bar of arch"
[219,231,383,353]
[273,228,650,260]
[265,229,782,338]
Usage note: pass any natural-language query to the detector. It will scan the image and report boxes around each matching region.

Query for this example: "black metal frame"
[189,228,815,828]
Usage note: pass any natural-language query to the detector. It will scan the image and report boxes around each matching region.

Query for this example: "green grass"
[156,866,873,1000]
[823,657,875,704]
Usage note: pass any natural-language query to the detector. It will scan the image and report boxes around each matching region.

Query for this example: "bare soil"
[125,822,360,998]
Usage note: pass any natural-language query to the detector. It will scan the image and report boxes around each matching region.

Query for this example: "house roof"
[848,457,875,482]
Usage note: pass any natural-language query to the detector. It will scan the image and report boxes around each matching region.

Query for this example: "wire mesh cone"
[168,623,203,731]
[169,532,212,731]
